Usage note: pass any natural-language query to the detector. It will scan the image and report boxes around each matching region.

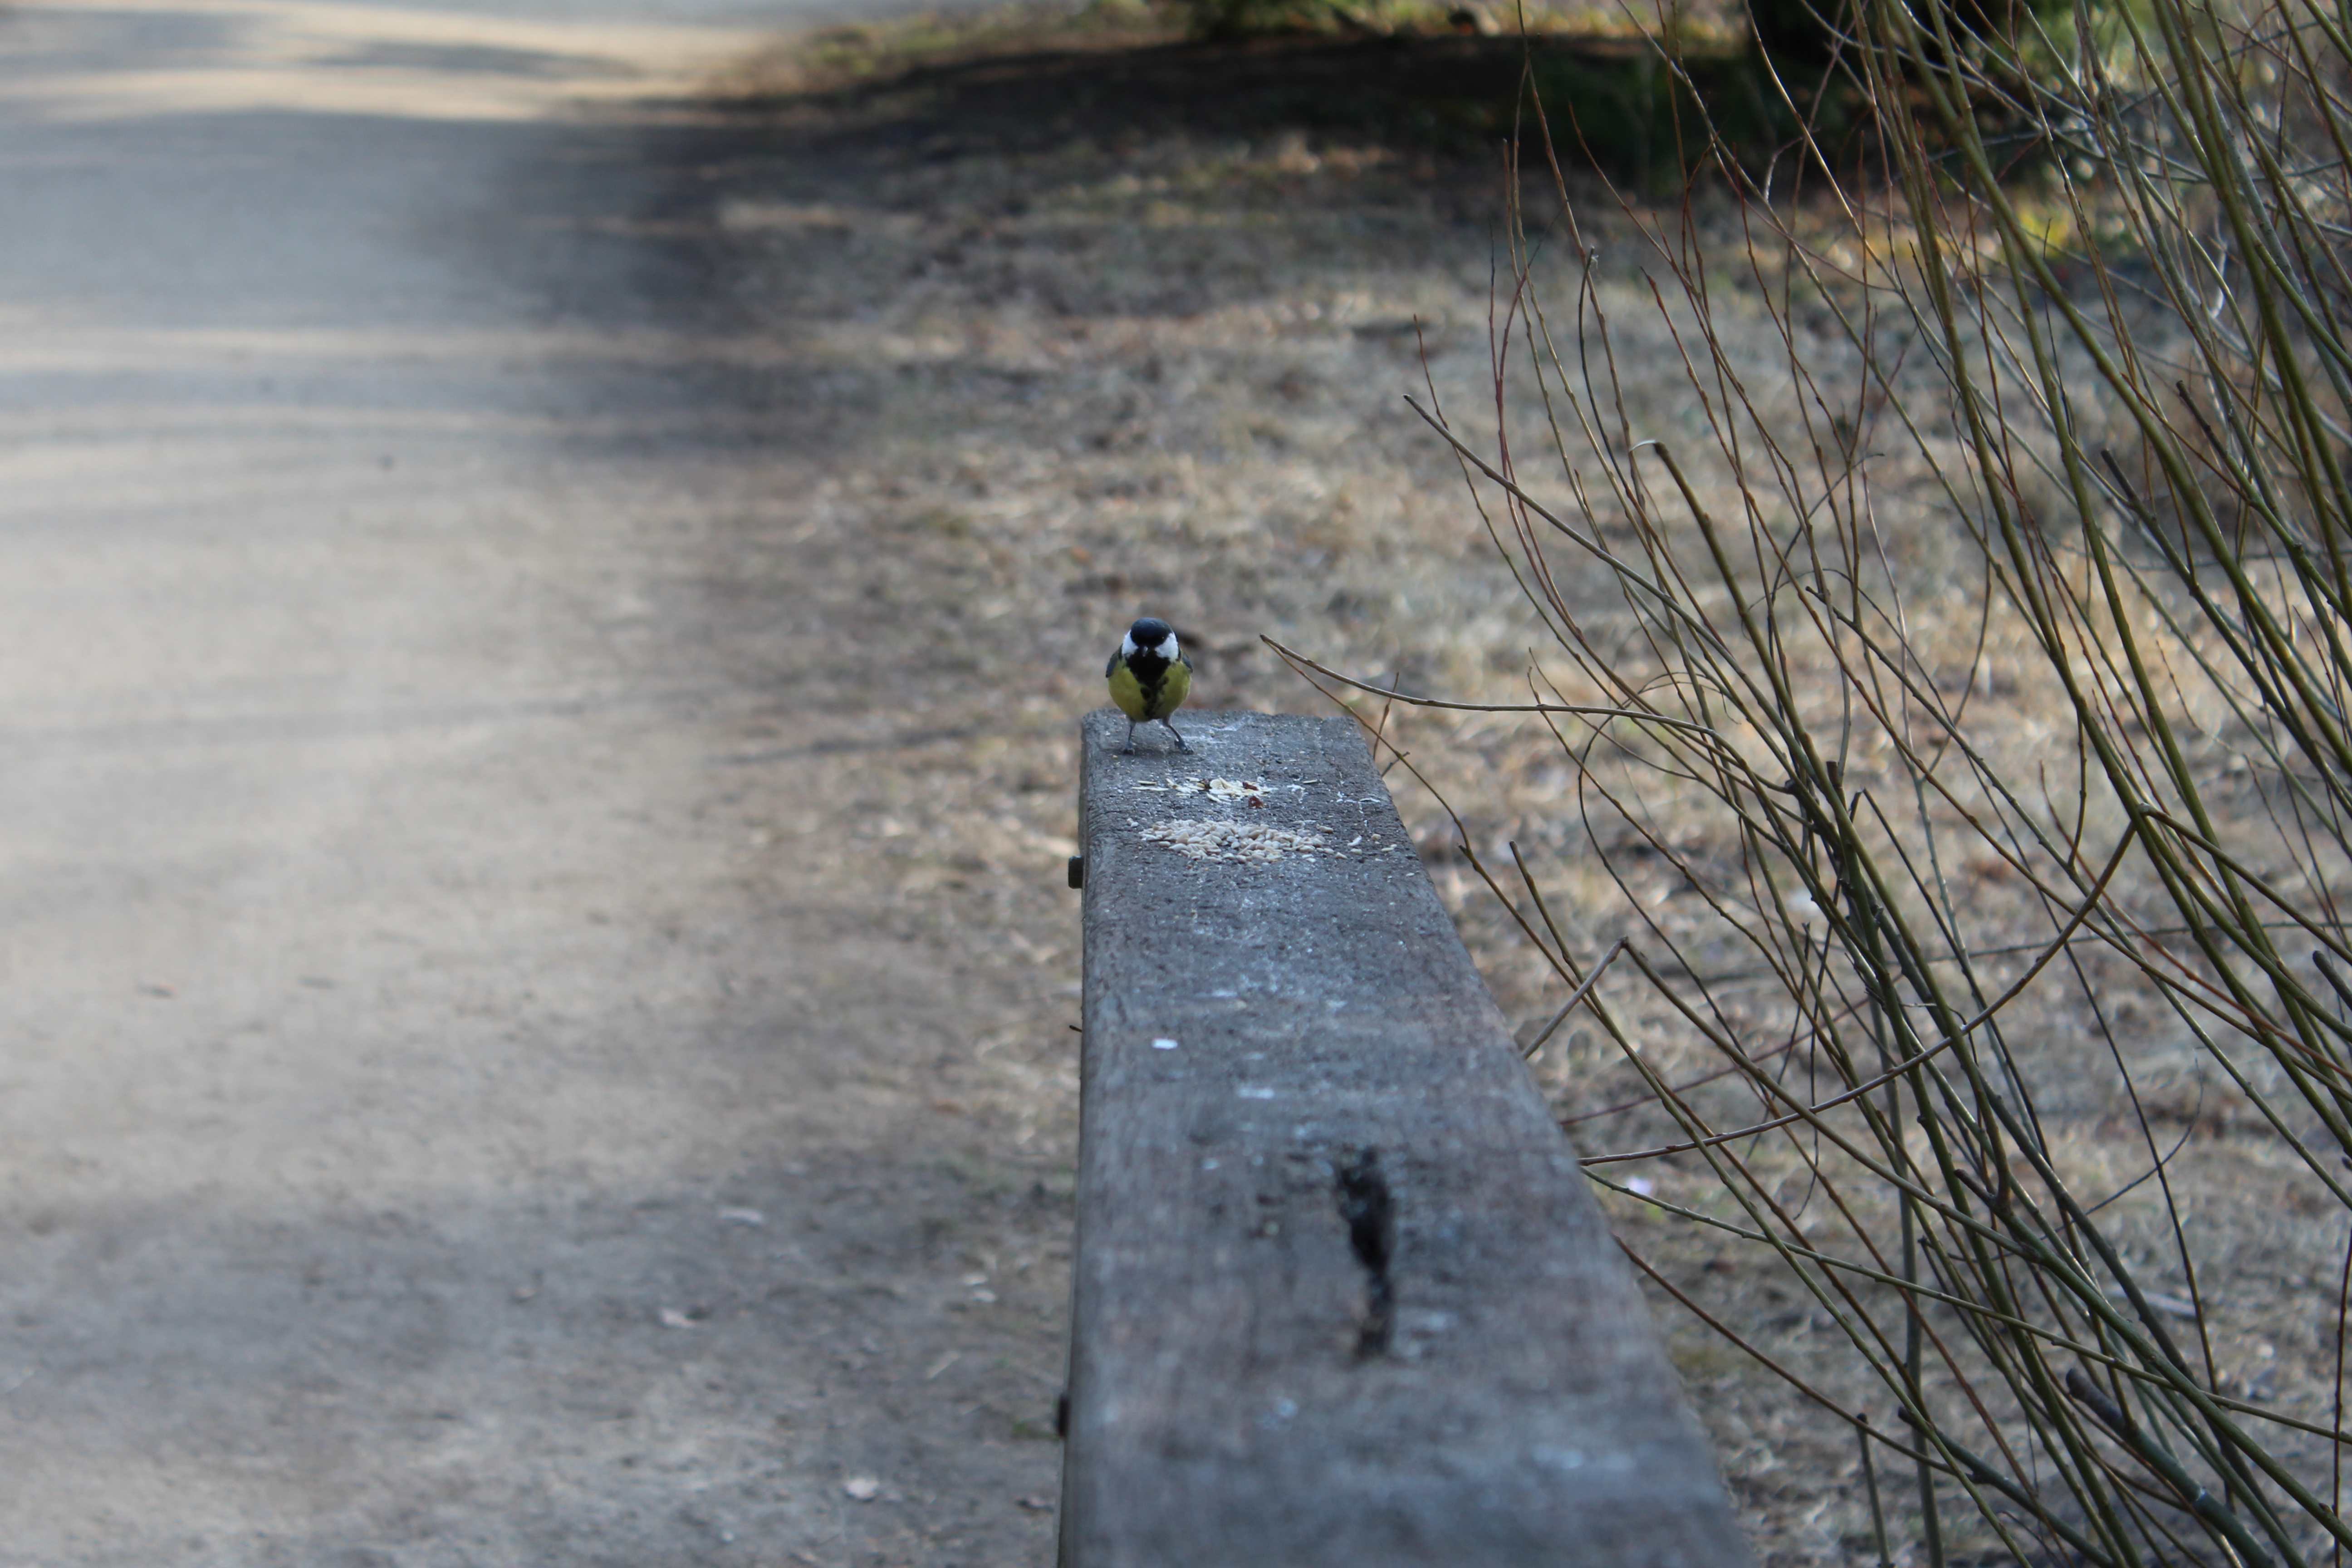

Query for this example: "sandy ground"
[0,5,1086,1565]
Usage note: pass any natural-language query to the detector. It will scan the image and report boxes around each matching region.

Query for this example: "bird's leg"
[1121,719,1137,755]
[1164,715,1190,752]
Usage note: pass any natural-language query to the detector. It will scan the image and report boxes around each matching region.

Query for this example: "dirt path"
[0,6,1092,1565]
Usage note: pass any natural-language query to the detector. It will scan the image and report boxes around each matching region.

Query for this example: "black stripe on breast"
[1125,651,1168,707]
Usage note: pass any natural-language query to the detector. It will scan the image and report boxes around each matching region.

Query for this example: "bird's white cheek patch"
[1155,637,1180,660]
[1121,636,1139,659]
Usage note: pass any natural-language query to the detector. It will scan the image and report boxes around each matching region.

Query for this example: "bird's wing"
[1104,650,1120,678]
[1179,650,1195,671]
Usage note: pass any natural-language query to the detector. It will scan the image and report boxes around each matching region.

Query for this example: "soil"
[680,26,2352,1568]
[19,7,2308,1564]
[2,10,1592,1568]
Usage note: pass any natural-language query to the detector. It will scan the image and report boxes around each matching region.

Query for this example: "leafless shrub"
[1279,0,2352,1561]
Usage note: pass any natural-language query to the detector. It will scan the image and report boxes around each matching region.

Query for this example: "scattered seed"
[1141,817,1333,863]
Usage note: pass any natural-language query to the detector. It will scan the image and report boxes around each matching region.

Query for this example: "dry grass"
[710,2,2352,1562]
[688,24,1583,1170]
[1333,2,2352,1562]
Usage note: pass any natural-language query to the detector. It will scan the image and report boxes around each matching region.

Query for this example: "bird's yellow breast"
[1109,656,1190,721]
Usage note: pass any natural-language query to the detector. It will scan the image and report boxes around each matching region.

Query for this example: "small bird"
[1105,616,1193,754]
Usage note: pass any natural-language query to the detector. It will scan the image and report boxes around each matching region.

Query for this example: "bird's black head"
[1128,617,1175,652]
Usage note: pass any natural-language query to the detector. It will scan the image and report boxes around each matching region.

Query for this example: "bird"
[1105,616,1193,754]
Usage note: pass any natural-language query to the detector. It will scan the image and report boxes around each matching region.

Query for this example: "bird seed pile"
[1140,817,1332,863]
[1128,775,1276,804]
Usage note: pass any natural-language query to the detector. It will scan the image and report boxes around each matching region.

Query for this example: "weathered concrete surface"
[1063,711,1749,1566]
[0,5,1073,1565]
